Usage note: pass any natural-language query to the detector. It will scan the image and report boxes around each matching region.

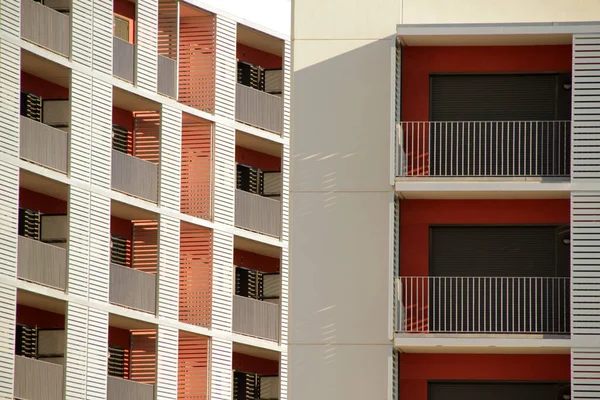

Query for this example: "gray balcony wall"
[107,376,154,400]
[157,55,177,98]
[235,189,281,238]
[20,116,68,173]
[17,236,67,290]
[113,37,135,82]
[14,356,65,400]
[21,0,70,57]
[233,295,280,341]
[235,83,283,134]
[109,263,156,314]
[111,149,158,202]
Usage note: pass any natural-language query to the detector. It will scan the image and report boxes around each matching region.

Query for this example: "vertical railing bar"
[454,277,458,333]
[500,277,504,332]
[443,277,446,332]
[422,276,425,333]
[495,121,499,176]
[477,276,481,332]
[534,275,538,332]
[529,121,533,176]
[472,277,475,332]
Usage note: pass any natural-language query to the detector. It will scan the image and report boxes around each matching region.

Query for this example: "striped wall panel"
[213,124,235,225]
[0,0,19,35]
[130,329,157,384]
[573,34,600,181]
[395,44,401,177]
[68,187,91,298]
[71,0,93,67]
[178,332,209,400]
[280,247,289,345]
[393,197,399,331]
[158,215,180,320]
[133,220,158,274]
[156,326,179,400]
[281,145,290,242]
[160,105,182,211]
[0,284,16,398]
[392,350,399,400]
[281,40,291,140]
[91,0,113,73]
[210,337,232,400]
[91,78,113,189]
[88,194,110,303]
[0,39,20,157]
[134,111,161,164]
[180,222,213,327]
[212,230,233,331]
[214,16,236,119]
[70,70,93,183]
[572,348,600,399]
[65,303,89,399]
[136,0,158,92]
[279,351,288,400]
[0,162,19,278]
[157,0,178,60]
[179,12,216,113]
[86,308,108,400]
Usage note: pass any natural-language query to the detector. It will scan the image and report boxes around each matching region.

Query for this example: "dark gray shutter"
[20,92,42,122]
[235,267,264,300]
[15,324,37,358]
[112,124,129,154]
[237,61,265,91]
[108,345,125,378]
[236,164,264,195]
[110,234,128,266]
[233,371,259,400]
[18,207,40,240]
[429,382,568,400]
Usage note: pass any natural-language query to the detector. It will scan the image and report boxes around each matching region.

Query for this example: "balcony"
[236,84,283,134]
[111,149,158,203]
[397,121,571,178]
[233,295,280,341]
[113,36,135,83]
[21,0,70,57]
[235,189,281,238]
[14,355,65,400]
[396,276,570,335]
[107,376,154,400]
[20,116,68,173]
[109,263,156,314]
[157,55,177,98]
[17,236,67,290]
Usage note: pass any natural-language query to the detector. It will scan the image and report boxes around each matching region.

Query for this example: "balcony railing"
[21,0,70,57]
[17,236,67,290]
[113,37,135,82]
[235,189,281,238]
[396,276,570,334]
[233,295,279,341]
[107,376,154,400]
[397,121,571,177]
[157,54,177,98]
[236,83,283,134]
[111,150,158,202]
[20,116,68,173]
[14,356,64,400]
[109,263,156,314]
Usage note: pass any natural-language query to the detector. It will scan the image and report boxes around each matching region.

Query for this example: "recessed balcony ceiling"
[238,24,283,57]
[21,50,70,87]
[398,33,572,46]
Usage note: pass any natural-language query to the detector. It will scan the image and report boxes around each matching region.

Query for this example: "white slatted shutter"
[214,124,235,225]
[68,187,91,297]
[88,194,110,303]
[86,308,108,400]
[214,16,236,119]
[0,284,16,398]
[160,105,182,211]
[71,0,92,67]
[0,39,20,157]
[282,40,291,140]
[71,70,92,183]
[65,303,89,399]
[136,0,158,91]
[0,162,19,278]
[91,78,113,189]
[92,0,113,73]
[156,326,178,400]
[159,215,180,319]
[0,0,19,34]
[210,338,233,400]
[212,230,233,331]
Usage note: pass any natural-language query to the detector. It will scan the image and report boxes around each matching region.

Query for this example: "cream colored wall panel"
[291,39,393,192]
[68,187,91,298]
[91,78,113,189]
[86,308,108,400]
[160,106,182,211]
[71,70,92,183]
[0,162,19,278]
[65,303,89,399]
[280,247,289,345]
[214,16,237,119]
[279,351,288,400]
[71,0,93,67]
[0,40,20,158]
[136,0,158,91]
[158,215,180,319]
[92,0,113,73]
[0,0,19,35]
[88,194,110,303]
[156,326,178,400]
[213,124,235,225]
[290,191,392,344]
[212,230,233,331]
[0,284,16,398]
[281,145,290,243]
[282,40,291,140]
[210,338,232,400]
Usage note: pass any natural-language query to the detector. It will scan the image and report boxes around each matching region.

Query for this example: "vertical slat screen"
[130,329,157,384]
[280,247,288,345]
[214,16,236,119]
[134,111,161,164]
[136,0,158,91]
[213,124,235,225]
[156,326,178,400]
[210,338,232,400]
[68,187,91,297]
[65,303,89,399]
[281,40,291,140]
[91,78,113,189]
[71,0,93,67]
[160,105,182,211]
[392,351,399,400]
[179,11,216,112]
[393,197,399,332]
[91,0,113,73]
[178,332,209,400]
[132,220,158,274]
[181,116,213,219]
[0,40,21,157]
[180,222,213,328]
[88,194,110,303]
[280,352,288,400]
[159,215,180,320]
[0,162,19,278]
[71,70,92,183]
[158,0,178,60]
[0,284,16,398]
[212,230,233,331]
[86,308,108,400]
[0,0,19,34]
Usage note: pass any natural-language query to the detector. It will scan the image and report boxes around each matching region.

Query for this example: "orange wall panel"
[109,327,131,379]
[132,220,158,274]
[130,329,157,384]
[236,147,281,171]
[234,249,279,274]
[178,332,209,400]
[19,188,67,214]
[232,352,279,375]
[181,117,213,219]
[237,43,282,69]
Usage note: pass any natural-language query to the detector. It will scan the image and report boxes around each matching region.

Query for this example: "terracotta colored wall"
[236,147,281,171]
[237,43,282,69]
[113,107,134,131]
[401,45,572,122]
[400,199,570,277]
[17,304,64,328]
[19,188,67,214]
[111,216,132,239]
[21,72,69,99]
[234,249,279,274]
[232,352,279,375]
[400,353,570,400]
[114,0,136,43]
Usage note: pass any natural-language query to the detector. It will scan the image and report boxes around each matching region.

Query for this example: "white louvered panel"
[280,145,290,242]
[279,351,288,400]
[88,194,110,303]
[91,78,112,189]
[156,326,178,400]
[212,230,233,331]
[214,16,236,119]
[160,106,182,211]
[0,162,18,278]
[573,34,600,181]
[280,247,289,345]
[70,70,92,183]
[68,187,91,298]
[281,40,291,140]
[393,197,399,332]
[213,124,235,225]
[210,338,232,400]
[92,0,113,73]
[0,0,19,35]
[0,284,16,398]
[136,0,158,91]
[158,215,180,319]
[86,308,108,400]
[392,350,399,400]
[65,303,89,399]
[0,40,20,157]
[71,0,93,67]
[572,348,600,399]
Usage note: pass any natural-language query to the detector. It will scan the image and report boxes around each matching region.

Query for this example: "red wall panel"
[21,72,69,99]
[236,147,281,171]
[19,188,67,214]
[16,304,64,328]
[237,43,282,69]
[234,249,279,274]
[232,352,278,375]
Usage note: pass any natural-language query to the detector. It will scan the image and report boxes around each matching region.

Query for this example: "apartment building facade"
[291,1,600,400]
[0,0,290,399]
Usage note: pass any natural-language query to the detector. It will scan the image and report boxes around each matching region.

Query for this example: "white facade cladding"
[0,0,290,398]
